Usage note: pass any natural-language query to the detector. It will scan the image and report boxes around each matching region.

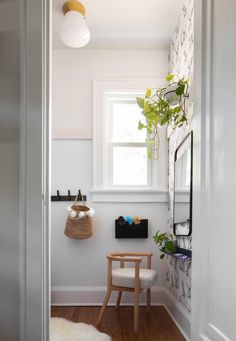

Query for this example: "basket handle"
[73,190,85,207]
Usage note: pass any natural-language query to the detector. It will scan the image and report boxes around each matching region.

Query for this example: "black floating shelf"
[166,246,192,259]
[176,246,192,258]
[115,219,148,239]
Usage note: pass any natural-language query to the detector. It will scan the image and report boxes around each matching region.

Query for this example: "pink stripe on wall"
[52,129,93,140]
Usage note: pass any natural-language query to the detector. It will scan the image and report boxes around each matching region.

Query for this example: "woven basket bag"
[64,196,93,240]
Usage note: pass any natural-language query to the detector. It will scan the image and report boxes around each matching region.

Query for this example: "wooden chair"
[96,252,157,332]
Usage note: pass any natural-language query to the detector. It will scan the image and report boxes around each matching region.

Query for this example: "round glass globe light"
[60,11,90,48]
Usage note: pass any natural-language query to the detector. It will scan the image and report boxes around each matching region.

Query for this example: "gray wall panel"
[0,1,20,340]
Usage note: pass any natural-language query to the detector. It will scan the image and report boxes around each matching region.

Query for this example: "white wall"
[51,49,170,303]
[52,49,168,131]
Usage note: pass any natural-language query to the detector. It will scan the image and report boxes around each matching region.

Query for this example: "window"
[105,94,150,187]
[92,80,168,202]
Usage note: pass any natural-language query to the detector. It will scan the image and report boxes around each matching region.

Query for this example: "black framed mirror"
[173,131,193,236]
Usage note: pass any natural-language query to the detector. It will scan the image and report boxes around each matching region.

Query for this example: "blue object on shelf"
[124,216,134,225]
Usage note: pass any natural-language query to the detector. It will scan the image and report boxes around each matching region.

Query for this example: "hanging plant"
[136,74,190,159]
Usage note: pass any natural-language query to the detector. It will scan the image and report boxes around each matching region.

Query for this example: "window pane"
[113,146,148,185]
[112,102,146,142]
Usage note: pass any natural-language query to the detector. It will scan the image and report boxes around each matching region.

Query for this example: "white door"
[0,0,50,340]
[192,0,236,340]
[0,1,21,339]
[20,0,50,340]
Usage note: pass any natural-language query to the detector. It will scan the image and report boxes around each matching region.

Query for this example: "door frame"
[192,0,213,339]
[20,0,51,339]
[19,0,211,339]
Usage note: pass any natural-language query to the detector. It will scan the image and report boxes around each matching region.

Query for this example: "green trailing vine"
[153,230,176,259]
[136,74,190,159]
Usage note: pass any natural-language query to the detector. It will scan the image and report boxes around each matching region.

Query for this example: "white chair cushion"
[112,267,157,289]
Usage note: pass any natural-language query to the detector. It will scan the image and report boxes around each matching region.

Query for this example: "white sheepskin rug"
[50,318,111,341]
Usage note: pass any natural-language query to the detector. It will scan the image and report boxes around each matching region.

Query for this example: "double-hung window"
[92,80,167,202]
[105,93,150,187]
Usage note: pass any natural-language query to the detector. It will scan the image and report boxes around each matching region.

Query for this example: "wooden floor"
[51,306,185,341]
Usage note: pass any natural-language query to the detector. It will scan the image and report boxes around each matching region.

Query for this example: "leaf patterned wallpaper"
[166,0,194,314]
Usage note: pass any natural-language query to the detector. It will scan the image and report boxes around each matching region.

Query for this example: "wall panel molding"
[206,323,231,341]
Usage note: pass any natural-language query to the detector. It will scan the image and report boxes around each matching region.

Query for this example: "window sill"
[90,188,168,203]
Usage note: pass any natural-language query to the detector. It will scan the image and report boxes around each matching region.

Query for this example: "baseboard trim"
[51,286,166,306]
[164,290,191,340]
[51,286,191,340]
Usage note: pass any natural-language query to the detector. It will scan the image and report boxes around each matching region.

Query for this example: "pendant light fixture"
[60,0,90,48]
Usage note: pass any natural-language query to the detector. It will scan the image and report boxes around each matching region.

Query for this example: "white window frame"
[92,79,168,203]
[105,93,152,188]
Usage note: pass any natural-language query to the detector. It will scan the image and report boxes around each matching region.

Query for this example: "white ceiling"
[53,0,183,49]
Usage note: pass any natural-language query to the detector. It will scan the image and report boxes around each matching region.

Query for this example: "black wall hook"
[51,189,87,202]
[57,190,61,201]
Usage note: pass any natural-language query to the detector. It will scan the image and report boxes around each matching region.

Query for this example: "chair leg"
[147,288,151,313]
[97,289,112,325]
[116,291,122,308]
[134,291,139,332]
